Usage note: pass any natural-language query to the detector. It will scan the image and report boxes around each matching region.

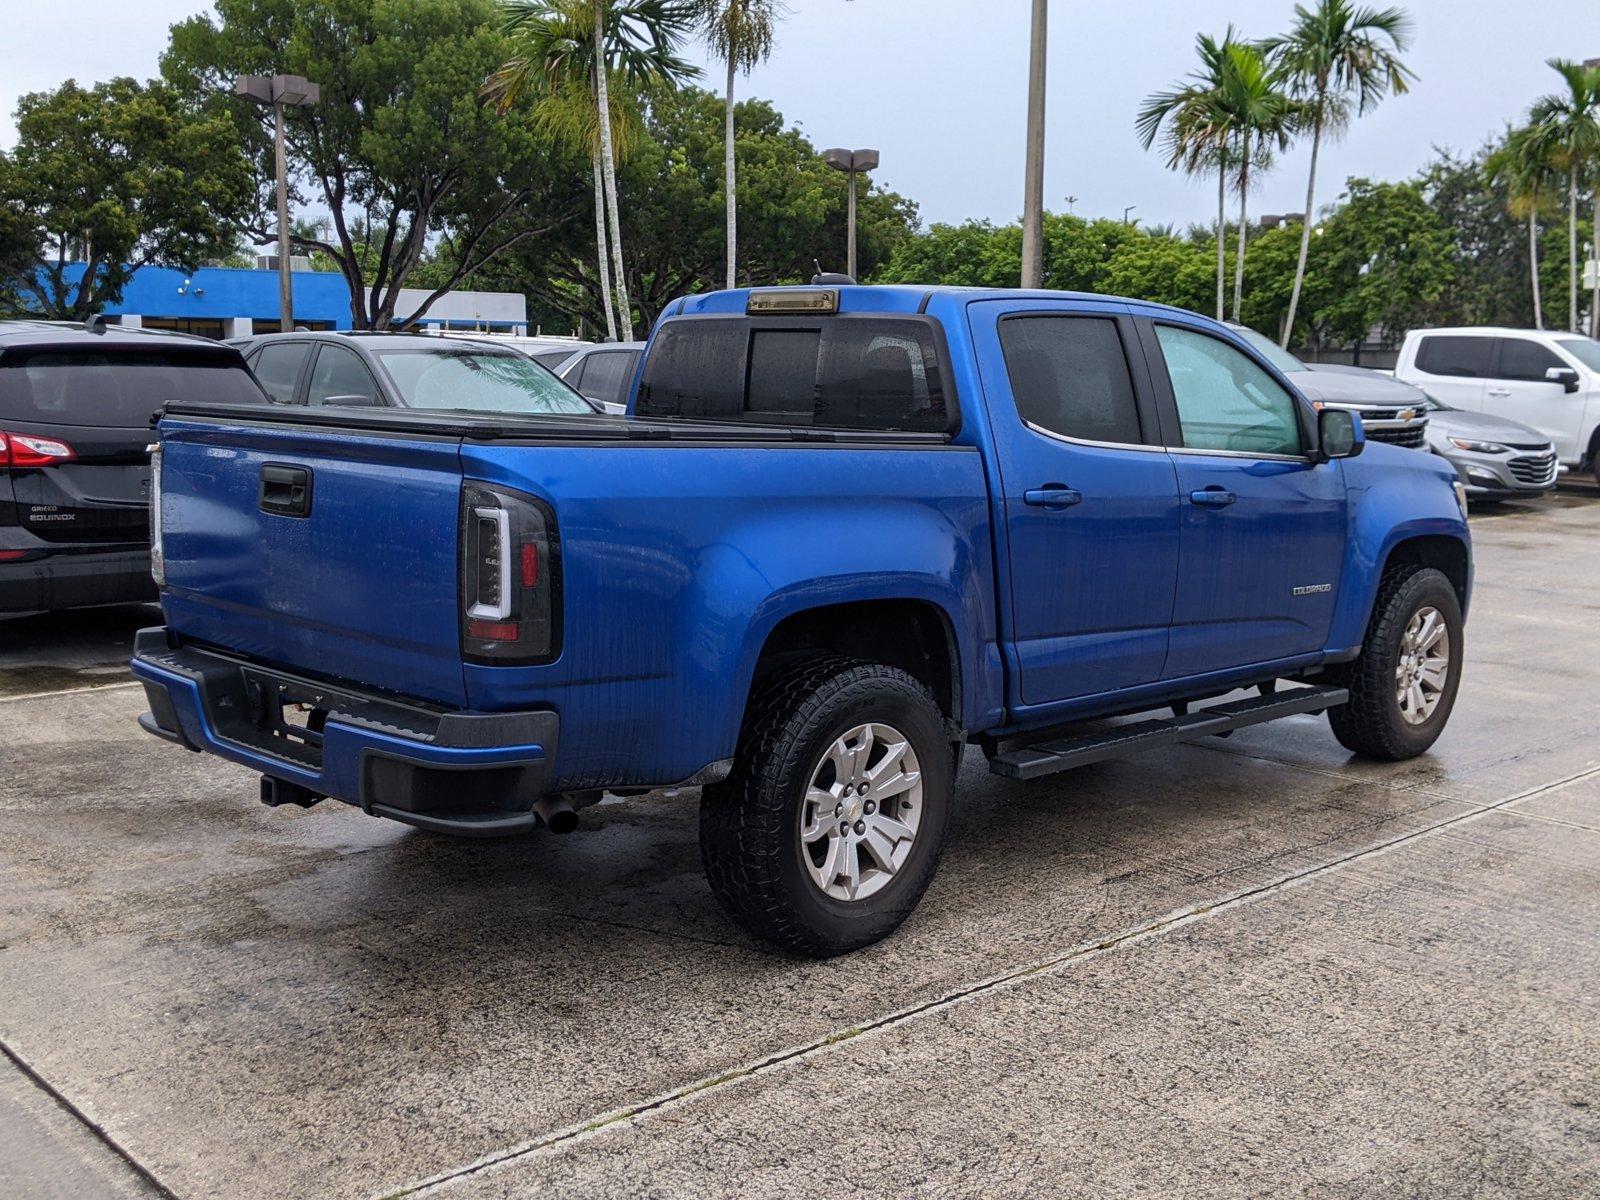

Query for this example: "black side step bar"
[988,684,1348,782]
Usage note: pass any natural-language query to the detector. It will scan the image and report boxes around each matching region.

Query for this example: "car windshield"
[373,348,595,414]
[1230,325,1306,373]
[1420,392,1455,411]
[1553,337,1600,372]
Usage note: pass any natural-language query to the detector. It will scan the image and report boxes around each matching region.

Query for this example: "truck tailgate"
[157,416,468,706]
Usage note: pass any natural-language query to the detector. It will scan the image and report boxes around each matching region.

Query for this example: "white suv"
[1395,328,1600,483]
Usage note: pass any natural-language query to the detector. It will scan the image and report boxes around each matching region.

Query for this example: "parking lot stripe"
[0,680,142,705]
[379,760,1600,1200]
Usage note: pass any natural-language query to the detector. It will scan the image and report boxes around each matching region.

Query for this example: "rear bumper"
[130,629,558,837]
[0,547,156,613]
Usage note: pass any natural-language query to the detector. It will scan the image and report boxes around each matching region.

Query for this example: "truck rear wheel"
[700,656,953,957]
[1326,565,1463,761]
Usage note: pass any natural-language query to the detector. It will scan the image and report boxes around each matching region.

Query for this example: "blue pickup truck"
[133,286,1471,955]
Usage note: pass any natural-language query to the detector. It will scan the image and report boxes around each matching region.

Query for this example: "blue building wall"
[40,264,527,334]
[61,263,357,329]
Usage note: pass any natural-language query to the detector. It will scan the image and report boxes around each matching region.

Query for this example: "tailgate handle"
[259,464,313,518]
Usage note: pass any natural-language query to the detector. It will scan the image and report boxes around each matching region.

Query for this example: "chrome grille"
[1508,451,1558,486]
[1368,425,1428,449]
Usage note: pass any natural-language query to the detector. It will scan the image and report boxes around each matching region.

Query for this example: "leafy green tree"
[878,220,1019,288]
[1430,140,1543,329]
[0,78,251,319]
[163,0,589,330]
[1266,0,1414,346]
[486,0,698,339]
[1525,59,1600,333]
[694,0,785,288]
[1101,233,1215,313]
[1484,128,1561,329]
[480,85,914,330]
[1310,177,1454,353]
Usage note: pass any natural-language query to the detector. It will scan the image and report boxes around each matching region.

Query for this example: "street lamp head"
[823,148,880,173]
[233,73,321,107]
[233,75,274,105]
[272,74,320,107]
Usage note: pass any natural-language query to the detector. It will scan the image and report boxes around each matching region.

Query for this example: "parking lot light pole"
[1020,0,1049,289]
[822,148,880,279]
[234,74,321,330]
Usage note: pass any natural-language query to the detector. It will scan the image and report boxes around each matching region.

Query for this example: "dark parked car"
[554,341,647,412]
[1,320,265,614]
[229,331,598,414]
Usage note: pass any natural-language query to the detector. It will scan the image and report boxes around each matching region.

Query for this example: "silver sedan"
[1421,396,1562,500]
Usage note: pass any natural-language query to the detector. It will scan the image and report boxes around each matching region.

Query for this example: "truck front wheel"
[1326,565,1463,761]
[700,657,953,957]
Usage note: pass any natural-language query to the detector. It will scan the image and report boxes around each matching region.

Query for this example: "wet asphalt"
[1,485,1597,1199]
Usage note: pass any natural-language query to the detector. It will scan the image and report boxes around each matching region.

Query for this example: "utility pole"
[235,74,321,331]
[1020,0,1049,289]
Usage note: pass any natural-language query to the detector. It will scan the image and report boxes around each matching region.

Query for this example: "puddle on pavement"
[0,662,134,699]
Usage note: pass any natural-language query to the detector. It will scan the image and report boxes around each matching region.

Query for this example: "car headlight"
[1453,480,1469,518]
[1448,437,1508,454]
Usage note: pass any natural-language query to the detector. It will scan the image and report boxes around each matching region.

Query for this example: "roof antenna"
[84,312,109,335]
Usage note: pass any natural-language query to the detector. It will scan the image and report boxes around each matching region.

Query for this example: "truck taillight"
[459,483,559,665]
[0,429,76,469]
[148,442,165,586]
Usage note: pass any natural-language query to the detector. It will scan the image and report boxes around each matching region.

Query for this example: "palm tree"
[1138,30,1241,320]
[1266,1,1414,347]
[486,0,697,339]
[1488,126,1562,329]
[1217,40,1299,322]
[1526,59,1600,334]
[694,0,784,289]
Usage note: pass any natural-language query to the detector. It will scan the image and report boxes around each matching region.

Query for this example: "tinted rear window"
[0,348,265,426]
[637,317,952,433]
[1416,336,1493,378]
[573,350,640,407]
[999,316,1143,444]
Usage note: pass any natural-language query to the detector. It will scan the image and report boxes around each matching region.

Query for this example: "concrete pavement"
[1,491,1596,1199]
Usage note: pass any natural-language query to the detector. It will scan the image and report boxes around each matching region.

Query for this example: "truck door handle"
[1486,388,1511,397]
[259,464,313,517]
[1024,486,1083,509]
[1189,487,1236,508]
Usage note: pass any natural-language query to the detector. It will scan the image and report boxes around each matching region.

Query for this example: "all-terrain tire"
[1326,565,1463,761]
[700,656,953,957]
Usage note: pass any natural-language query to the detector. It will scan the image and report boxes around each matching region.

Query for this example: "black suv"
[0,320,265,613]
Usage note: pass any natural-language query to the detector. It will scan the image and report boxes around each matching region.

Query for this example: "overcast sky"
[3,0,1596,233]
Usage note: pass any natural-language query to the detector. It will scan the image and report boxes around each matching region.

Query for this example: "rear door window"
[0,349,266,426]
[251,342,313,403]
[637,317,952,432]
[306,344,382,406]
[1415,336,1493,378]
[1494,338,1564,382]
[998,316,1143,444]
[574,351,638,407]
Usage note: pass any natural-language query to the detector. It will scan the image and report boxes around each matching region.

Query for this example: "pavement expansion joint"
[379,759,1600,1200]
[0,1039,179,1200]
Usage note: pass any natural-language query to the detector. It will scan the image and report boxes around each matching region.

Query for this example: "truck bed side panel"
[460,441,995,789]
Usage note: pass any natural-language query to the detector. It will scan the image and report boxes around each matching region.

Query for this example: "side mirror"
[1318,408,1364,460]
[1546,366,1581,393]
[323,393,383,408]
